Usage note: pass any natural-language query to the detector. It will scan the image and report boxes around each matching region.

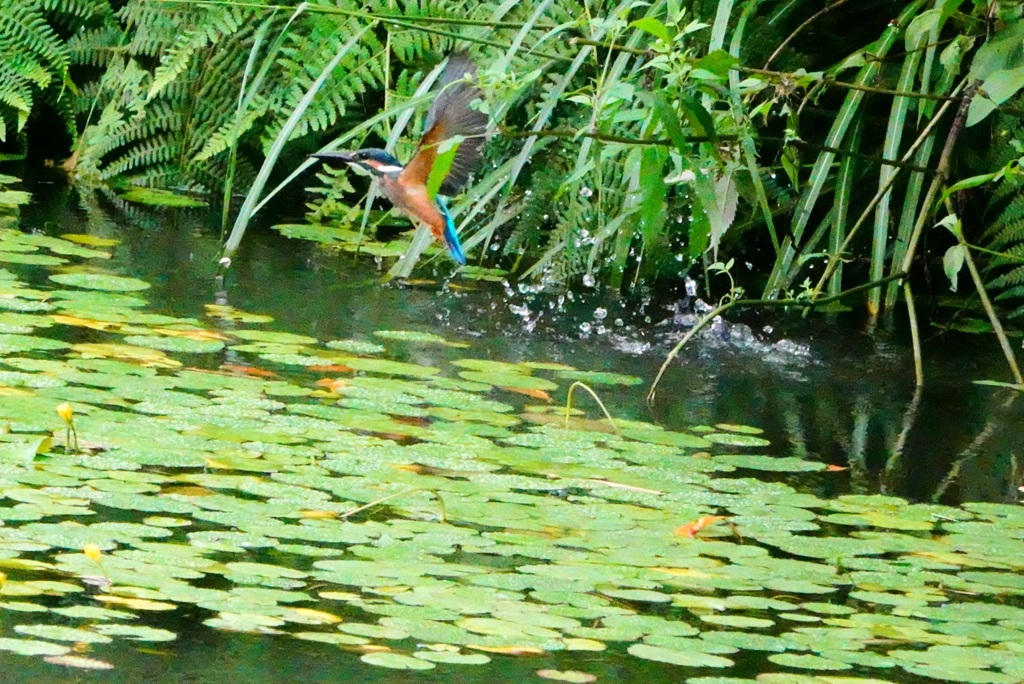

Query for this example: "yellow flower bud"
[83,543,103,563]
[56,403,74,423]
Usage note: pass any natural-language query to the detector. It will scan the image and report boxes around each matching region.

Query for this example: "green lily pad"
[347,357,441,378]
[555,370,643,386]
[119,188,207,207]
[326,339,386,354]
[122,335,226,354]
[628,643,734,668]
[14,625,112,644]
[49,273,151,292]
[714,455,826,472]
[0,637,70,656]
[375,330,468,347]
[361,652,436,670]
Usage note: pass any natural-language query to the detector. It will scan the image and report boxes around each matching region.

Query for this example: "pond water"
[0,180,1020,682]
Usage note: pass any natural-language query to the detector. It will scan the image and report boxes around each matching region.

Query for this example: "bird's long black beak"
[311,151,355,162]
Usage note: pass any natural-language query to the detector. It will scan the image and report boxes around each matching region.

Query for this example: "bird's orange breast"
[382,174,447,241]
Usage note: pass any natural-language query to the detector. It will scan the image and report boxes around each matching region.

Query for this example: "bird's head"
[312,148,403,177]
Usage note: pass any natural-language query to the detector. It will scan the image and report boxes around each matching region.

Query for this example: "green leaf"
[119,188,207,207]
[49,273,151,292]
[631,17,671,43]
[942,244,965,293]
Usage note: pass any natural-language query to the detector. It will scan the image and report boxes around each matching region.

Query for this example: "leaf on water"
[700,615,775,629]
[119,188,207,207]
[122,335,226,354]
[501,387,553,401]
[347,358,441,378]
[94,624,177,641]
[220,364,279,378]
[0,637,70,656]
[627,643,734,668]
[233,330,318,345]
[537,670,598,683]
[93,595,177,611]
[622,428,712,449]
[0,252,67,265]
[453,359,529,374]
[713,424,764,435]
[414,650,491,664]
[556,370,643,386]
[205,305,274,323]
[465,644,546,655]
[713,455,826,472]
[360,651,436,670]
[459,370,558,391]
[374,330,468,347]
[768,653,854,671]
[14,625,112,643]
[705,433,772,447]
[61,234,120,247]
[675,516,729,538]
[49,273,151,292]
[600,588,673,603]
[43,655,115,670]
[325,339,387,354]
[71,342,181,368]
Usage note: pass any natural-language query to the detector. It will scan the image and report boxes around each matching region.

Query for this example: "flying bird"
[312,53,489,265]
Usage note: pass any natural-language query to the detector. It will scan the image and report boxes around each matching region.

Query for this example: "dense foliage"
[2,0,1024,332]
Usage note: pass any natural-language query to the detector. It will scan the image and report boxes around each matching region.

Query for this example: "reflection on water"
[22,182,1022,507]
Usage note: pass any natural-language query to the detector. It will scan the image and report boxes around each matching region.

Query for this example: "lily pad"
[361,652,436,670]
[628,643,734,668]
[49,273,151,292]
[119,188,207,207]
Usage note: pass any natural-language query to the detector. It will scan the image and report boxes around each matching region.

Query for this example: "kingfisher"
[312,53,488,265]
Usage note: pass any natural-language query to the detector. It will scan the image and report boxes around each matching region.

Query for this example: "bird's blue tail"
[436,198,467,265]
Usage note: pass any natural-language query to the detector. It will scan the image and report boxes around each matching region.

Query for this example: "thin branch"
[741,67,958,102]
[903,282,923,386]
[766,137,938,174]
[763,0,858,69]
[959,231,1024,384]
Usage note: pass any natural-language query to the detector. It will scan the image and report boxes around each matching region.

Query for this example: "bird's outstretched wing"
[402,53,489,196]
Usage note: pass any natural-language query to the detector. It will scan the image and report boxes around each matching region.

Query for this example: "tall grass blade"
[221,22,373,265]
[868,22,923,320]
[764,0,927,297]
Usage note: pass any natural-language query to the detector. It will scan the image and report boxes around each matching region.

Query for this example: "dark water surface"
[2,181,1020,682]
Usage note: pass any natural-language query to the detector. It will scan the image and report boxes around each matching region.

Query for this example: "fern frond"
[147,5,252,101]
[981,111,1024,316]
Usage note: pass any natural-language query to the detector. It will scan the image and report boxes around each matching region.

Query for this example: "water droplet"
[580,187,594,198]
[582,274,596,287]
[594,307,607,320]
